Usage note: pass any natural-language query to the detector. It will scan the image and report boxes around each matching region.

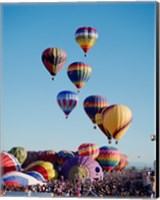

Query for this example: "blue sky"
[1,2,156,165]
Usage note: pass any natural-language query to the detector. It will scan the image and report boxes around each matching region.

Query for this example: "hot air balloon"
[1,171,44,187]
[97,146,120,172]
[24,161,58,181]
[0,152,21,174]
[9,147,27,164]
[83,95,109,128]
[41,47,67,80]
[67,62,92,93]
[57,150,74,166]
[114,154,128,172]
[25,171,45,182]
[57,90,79,118]
[101,104,132,144]
[38,150,57,164]
[22,151,40,168]
[61,156,103,180]
[78,143,99,159]
[75,27,98,56]
[95,108,112,143]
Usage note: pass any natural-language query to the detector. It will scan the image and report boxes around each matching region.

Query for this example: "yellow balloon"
[102,104,132,141]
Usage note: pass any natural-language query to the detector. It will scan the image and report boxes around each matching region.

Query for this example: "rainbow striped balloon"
[78,143,99,159]
[75,27,98,56]
[114,154,128,172]
[97,146,120,172]
[67,62,92,91]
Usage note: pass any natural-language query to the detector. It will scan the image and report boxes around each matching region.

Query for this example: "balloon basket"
[115,140,118,144]
[94,125,96,129]
[66,116,68,119]
[52,77,55,81]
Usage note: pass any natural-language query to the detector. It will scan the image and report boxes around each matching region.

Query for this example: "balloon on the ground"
[101,104,132,142]
[57,150,74,166]
[78,143,99,159]
[1,171,44,187]
[67,62,92,92]
[38,150,57,164]
[9,147,27,164]
[0,152,21,174]
[97,146,120,172]
[24,161,58,180]
[57,90,79,118]
[22,151,40,168]
[25,171,45,182]
[75,27,98,56]
[61,156,103,180]
[114,154,128,172]
[41,47,67,80]
[83,95,109,127]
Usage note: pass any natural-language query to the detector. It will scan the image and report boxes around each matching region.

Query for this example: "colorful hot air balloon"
[57,91,79,118]
[75,27,98,56]
[24,161,58,181]
[83,95,109,128]
[25,171,45,182]
[57,150,74,166]
[41,47,67,80]
[114,154,128,172]
[67,62,92,93]
[9,147,27,164]
[2,171,44,187]
[97,146,120,172]
[101,104,132,144]
[61,156,103,180]
[78,143,99,159]
[95,108,112,143]
[0,152,21,174]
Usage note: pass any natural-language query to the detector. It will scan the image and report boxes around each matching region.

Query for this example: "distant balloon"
[0,152,21,174]
[75,27,98,56]
[97,146,120,172]
[101,104,132,143]
[78,143,99,159]
[57,90,79,118]
[83,95,109,128]
[67,62,92,92]
[114,154,128,172]
[9,147,27,164]
[61,156,103,180]
[41,47,67,80]
[2,171,44,187]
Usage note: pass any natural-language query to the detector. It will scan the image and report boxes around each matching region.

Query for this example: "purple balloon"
[61,156,103,180]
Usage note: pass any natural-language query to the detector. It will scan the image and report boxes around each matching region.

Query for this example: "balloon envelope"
[75,27,98,56]
[78,143,99,159]
[97,146,120,172]
[67,62,92,90]
[9,147,27,164]
[102,104,132,141]
[61,156,103,180]
[2,171,44,187]
[0,152,21,174]
[41,47,67,78]
[57,91,79,118]
[25,171,45,182]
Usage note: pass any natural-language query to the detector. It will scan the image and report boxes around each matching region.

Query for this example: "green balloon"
[9,147,27,164]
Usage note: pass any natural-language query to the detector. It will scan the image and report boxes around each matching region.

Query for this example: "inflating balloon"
[75,27,98,56]
[9,147,27,164]
[41,47,67,80]
[67,62,92,93]
[57,90,79,118]
[78,143,99,159]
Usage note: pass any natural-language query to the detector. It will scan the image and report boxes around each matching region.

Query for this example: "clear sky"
[1,2,156,166]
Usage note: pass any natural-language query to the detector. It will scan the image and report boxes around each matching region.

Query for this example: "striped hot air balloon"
[78,143,99,159]
[101,104,132,144]
[97,146,120,172]
[57,91,79,119]
[57,150,74,166]
[75,27,98,56]
[83,95,109,128]
[0,152,21,174]
[41,47,67,80]
[114,154,128,172]
[67,62,92,93]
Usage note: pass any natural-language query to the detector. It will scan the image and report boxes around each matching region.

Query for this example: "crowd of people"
[1,170,155,197]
